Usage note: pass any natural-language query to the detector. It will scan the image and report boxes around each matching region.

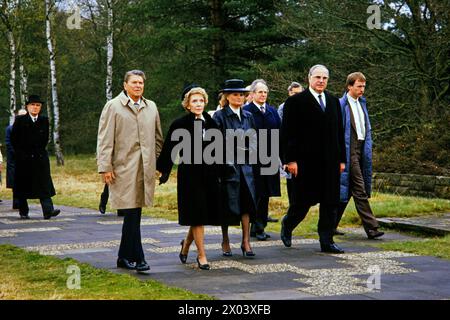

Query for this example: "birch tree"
[105,0,113,101]
[19,58,28,108]
[45,0,64,166]
[0,0,17,124]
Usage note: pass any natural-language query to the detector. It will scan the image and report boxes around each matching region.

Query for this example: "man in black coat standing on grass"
[280,65,346,253]
[11,95,60,220]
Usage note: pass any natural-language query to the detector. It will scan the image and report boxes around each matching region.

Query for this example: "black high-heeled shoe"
[241,245,255,257]
[179,240,188,264]
[196,257,210,270]
[222,242,232,257]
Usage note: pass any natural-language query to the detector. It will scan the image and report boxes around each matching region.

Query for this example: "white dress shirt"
[253,101,266,113]
[347,93,366,140]
[229,105,241,121]
[309,87,326,108]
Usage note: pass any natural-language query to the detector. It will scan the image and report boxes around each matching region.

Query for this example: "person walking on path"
[5,109,28,209]
[97,70,163,272]
[11,95,60,220]
[334,72,384,239]
[280,65,346,254]
[157,85,222,270]
[213,79,258,258]
[244,80,281,241]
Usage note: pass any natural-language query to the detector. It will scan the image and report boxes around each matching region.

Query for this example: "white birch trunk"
[45,0,64,166]
[7,29,16,125]
[105,0,113,101]
[19,59,28,109]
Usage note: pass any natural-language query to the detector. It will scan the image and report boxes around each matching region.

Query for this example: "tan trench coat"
[97,91,163,209]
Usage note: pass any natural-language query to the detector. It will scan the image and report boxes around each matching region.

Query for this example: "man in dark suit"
[335,72,384,239]
[280,65,346,253]
[11,95,60,220]
[244,80,281,241]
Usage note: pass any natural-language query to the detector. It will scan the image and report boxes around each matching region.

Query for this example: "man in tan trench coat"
[97,70,163,272]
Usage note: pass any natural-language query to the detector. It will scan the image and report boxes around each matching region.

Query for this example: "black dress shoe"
[196,258,210,270]
[280,215,292,247]
[320,243,345,254]
[367,229,384,239]
[179,239,188,264]
[333,229,345,236]
[99,203,106,214]
[44,209,60,220]
[20,214,30,220]
[136,261,150,272]
[256,232,269,241]
[117,258,136,270]
[267,216,279,223]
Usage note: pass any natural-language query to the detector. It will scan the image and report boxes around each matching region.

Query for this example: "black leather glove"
[159,172,170,185]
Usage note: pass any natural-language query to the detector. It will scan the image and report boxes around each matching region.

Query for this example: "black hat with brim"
[181,83,200,101]
[220,79,249,93]
[26,95,44,105]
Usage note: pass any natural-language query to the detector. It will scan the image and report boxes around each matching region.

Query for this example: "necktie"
[318,95,326,112]
[260,105,265,114]
[134,102,139,110]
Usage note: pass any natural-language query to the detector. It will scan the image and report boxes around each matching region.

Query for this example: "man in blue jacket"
[335,72,384,239]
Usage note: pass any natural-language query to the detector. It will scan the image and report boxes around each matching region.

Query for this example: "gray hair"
[288,82,303,92]
[250,79,268,92]
[308,65,329,77]
[124,70,146,83]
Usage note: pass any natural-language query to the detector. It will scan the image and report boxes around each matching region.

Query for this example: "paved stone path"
[379,213,450,236]
[0,200,449,300]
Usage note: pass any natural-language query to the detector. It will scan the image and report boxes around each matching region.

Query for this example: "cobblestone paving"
[0,201,449,300]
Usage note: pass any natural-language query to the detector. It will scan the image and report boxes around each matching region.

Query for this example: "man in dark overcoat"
[11,95,60,219]
[280,65,346,253]
[244,80,281,241]
[5,109,27,209]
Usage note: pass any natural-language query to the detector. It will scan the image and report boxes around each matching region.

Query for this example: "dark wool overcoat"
[213,105,258,225]
[157,111,222,226]
[11,115,56,199]
[280,89,346,205]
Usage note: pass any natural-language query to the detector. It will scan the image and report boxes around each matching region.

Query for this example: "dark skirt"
[222,168,256,226]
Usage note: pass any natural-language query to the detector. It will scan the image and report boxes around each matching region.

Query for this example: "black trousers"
[18,197,54,216]
[100,184,109,208]
[253,196,269,233]
[118,208,145,263]
[285,179,336,244]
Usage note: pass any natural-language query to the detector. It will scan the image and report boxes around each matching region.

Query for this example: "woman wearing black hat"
[157,85,221,270]
[213,79,258,257]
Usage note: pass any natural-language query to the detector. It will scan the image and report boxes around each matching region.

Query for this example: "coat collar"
[118,90,149,108]
[305,87,328,112]
[223,105,250,119]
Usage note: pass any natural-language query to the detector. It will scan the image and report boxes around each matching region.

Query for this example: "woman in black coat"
[213,79,258,258]
[157,85,221,270]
